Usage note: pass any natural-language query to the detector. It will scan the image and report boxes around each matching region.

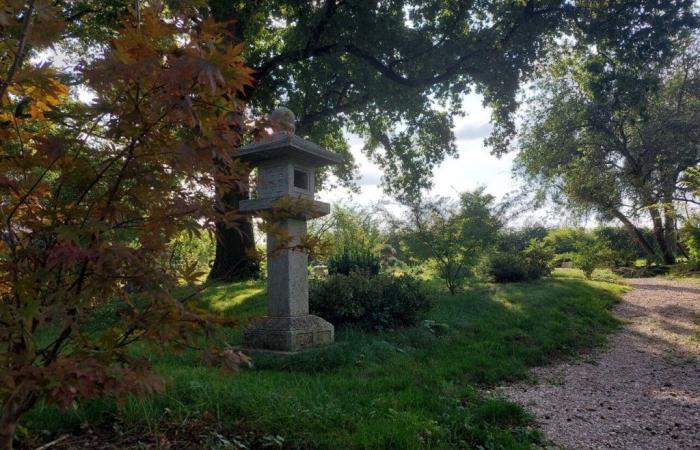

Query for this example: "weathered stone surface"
[266,219,309,317]
[255,160,315,200]
[236,110,340,352]
[242,315,334,352]
[238,197,330,218]
[237,132,343,168]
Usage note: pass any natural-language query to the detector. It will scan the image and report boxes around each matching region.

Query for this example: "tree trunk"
[649,206,676,264]
[0,384,36,450]
[209,169,260,282]
[663,200,678,257]
[608,208,659,262]
[205,5,261,282]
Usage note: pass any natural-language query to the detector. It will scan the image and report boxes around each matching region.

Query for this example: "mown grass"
[23,273,625,449]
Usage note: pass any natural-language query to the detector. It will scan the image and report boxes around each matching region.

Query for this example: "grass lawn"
[23,272,625,449]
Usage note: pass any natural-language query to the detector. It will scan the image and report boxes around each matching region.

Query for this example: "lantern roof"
[237,132,343,168]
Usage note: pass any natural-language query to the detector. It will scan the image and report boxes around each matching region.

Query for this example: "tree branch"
[0,0,36,101]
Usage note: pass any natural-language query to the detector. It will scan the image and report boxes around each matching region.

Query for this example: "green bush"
[497,225,549,252]
[552,251,576,267]
[573,242,614,279]
[524,240,555,278]
[327,247,380,277]
[309,272,431,330]
[544,227,591,254]
[681,218,700,269]
[486,240,554,283]
[594,226,652,267]
[487,252,530,283]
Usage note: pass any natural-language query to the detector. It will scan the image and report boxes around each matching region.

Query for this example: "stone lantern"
[237,108,342,352]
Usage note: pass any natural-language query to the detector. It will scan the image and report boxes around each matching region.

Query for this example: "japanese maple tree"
[0,2,253,448]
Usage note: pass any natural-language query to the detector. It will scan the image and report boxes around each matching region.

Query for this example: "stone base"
[242,315,334,352]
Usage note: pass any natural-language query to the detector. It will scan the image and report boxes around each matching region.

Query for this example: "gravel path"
[495,278,700,450]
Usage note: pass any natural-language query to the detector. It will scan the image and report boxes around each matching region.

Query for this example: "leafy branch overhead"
[49,1,691,198]
[0,2,254,448]
[211,0,698,196]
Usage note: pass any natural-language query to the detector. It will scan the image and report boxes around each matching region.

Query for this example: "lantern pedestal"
[242,315,334,353]
[242,218,334,352]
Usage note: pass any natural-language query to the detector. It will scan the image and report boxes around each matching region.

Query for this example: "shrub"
[486,240,554,283]
[309,272,431,330]
[523,240,555,279]
[594,226,654,267]
[487,252,530,283]
[573,242,614,279]
[165,231,215,278]
[681,218,700,269]
[327,247,380,277]
[497,225,549,252]
[397,188,501,294]
[544,227,591,254]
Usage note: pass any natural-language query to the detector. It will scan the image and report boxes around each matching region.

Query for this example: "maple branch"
[0,0,36,102]
[4,154,61,225]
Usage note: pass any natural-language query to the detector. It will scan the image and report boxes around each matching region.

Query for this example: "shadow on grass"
[22,276,623,450]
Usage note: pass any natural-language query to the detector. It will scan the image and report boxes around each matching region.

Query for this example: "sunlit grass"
[553,267,627,285]
[202,281,265,315]
[24,275,623,449]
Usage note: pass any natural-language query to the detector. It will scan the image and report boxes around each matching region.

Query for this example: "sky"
[323,93,522,215]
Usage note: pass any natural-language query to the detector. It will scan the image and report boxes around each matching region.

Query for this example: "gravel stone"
[495,278,700,450]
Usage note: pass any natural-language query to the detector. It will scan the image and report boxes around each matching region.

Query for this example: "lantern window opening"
[293,168,310,191]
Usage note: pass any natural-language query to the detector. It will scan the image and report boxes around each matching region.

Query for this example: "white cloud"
[322,93,519,208]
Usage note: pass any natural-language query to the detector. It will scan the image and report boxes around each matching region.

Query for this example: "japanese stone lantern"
[238,107,342,352]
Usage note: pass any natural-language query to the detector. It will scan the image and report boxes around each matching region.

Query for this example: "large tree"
[514,40,700,264]
[206,0,700,280]
[50,1,699,278]
[205,0,568,280]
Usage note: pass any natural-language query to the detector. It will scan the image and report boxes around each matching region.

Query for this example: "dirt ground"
[495,278,700,449]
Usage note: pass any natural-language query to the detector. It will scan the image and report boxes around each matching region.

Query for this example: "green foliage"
[327,247,381,277]
[573,242,615,280]
[487,240,554,283]
[312,204,384,261]
[544,227,652,269]
[309,272,431,331]
[523,240,556,279]
[23,276,624,449]
[515,38,700,264]
[680,218,700,269]
[594,226,652,267]
[378,244,406,272]
[487,252,532,284]
[498,225,549,252]
[400,188,501,294]
[165,231,215,280]
[544,228,591,254]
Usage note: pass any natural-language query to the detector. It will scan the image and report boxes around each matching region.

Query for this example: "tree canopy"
[16,1,699,279]
[515,38,700,263]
